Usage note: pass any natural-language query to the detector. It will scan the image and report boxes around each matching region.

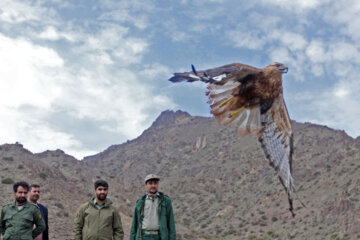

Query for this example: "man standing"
[130,174,176,240]
[28,184,49,240]
[0,181,45,240]
[74,179,124,240]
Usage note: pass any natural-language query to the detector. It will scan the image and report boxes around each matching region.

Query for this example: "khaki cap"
[144,174,160,184]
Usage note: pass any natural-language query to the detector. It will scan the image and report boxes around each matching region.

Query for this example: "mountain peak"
[151,110,191,127]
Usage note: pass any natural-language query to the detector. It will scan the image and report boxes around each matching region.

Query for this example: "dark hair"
[94,180,108,190]
[29,184,40,190]
[13,181,29,192]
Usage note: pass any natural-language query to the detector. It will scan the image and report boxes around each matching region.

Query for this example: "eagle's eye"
[275,63,281,68]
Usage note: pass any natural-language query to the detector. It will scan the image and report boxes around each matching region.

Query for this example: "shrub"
[1,178,14,184]
[55,202,64,209]
[39,172,47,180]
[2,157,13,161]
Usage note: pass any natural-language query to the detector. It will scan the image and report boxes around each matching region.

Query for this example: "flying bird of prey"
[169,62,304,217]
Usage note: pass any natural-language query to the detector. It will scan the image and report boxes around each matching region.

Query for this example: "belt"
[142,230,159,235]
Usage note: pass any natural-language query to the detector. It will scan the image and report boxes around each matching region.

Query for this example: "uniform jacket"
[0,201,45,240]
[38,203,49,240]
[73,198,124,240]
[130,192,176,240]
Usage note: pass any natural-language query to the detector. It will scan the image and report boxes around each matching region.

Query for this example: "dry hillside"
[1,110,360,239]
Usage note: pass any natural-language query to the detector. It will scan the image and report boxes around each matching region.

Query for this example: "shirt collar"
[146,192,160,201]
[11,201,28,208]
[93,198,105,206]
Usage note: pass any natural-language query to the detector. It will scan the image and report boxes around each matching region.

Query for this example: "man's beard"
[30,195,39,202]
[97,194,107,201]
[149,188,157,194]
[16,197,27,204]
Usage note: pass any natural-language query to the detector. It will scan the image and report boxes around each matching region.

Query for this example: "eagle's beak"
[282,67,288,74]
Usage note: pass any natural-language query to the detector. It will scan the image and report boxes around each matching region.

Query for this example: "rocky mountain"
[1,110,360,239]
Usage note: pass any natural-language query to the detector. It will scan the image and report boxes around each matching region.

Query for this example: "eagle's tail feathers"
[191,64,198,75]
[168,73,201,83]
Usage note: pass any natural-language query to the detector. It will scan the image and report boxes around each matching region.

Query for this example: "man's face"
[145,180,159,194]
[29,187,40,203]
[14,186,28,204]
[94,186,108,201]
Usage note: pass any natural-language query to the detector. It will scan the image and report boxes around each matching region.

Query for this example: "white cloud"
[98,0,154,30]
[306,40,327,63]
[38,26,77,42]
[79,24,148,65]
[139,63,171,81]
[0,0,44,23]
[0,108,88,158]
[333,88,348,98]
[312,90,360,137]
[226,30,265,50]
[0,27,173,158]
[270,31,308,51]
[0,34,63,108]
[329,41,360,63]
[261,0,327,11]
[2,0,360,159]
[113,38,148,64]
[322,0,360,40]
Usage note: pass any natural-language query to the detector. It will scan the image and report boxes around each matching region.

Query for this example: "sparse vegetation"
[55,202,64,209]
[39,172,48,180]
[1,177,14,184]
[2,156,13,161]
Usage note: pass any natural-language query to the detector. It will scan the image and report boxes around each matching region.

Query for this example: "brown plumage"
[169,62,304,217]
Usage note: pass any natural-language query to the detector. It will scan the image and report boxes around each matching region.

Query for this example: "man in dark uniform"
[0,181,45,240]
[28,184,49,240]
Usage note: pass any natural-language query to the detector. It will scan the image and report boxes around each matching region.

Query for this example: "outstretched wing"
[204,65,263,137]
[258,95,298,216]
[169,63,260,84]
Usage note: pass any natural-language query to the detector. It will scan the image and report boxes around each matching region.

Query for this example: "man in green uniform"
[130,174,176,240]
[73,179,124,240]
[0,181,45,240]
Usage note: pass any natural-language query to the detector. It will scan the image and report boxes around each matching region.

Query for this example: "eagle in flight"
[169,62,304,217]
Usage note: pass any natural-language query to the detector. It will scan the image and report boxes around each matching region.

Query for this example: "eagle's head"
[268,62,288,74]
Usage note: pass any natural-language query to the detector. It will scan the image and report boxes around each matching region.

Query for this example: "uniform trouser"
[142,233,160,240]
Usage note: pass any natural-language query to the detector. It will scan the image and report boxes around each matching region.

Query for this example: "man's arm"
[32,208,46,239]
[167,199,176,240]
[113,210,124,240]
[129,206,138,240]
[73,206,85,240]
[40,205,49,240]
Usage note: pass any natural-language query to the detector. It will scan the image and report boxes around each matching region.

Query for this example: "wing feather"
[204,65,262,136]
[258,95,296,216]
[169,63,261,84]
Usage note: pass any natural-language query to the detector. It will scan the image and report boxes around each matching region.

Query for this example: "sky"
[1,0,360,159]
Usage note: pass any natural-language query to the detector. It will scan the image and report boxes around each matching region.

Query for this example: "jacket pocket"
[22,214,34,228]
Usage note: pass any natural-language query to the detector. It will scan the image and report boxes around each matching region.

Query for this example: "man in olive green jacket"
[130,174,176,240]
[0,181,45,240]
[74,180,124,240]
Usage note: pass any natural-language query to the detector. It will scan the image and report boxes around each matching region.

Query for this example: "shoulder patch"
[38,213,42,219]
